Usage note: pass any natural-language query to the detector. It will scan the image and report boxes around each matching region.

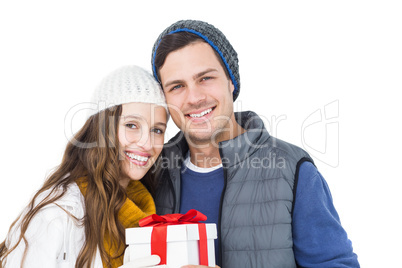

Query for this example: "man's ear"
[229,79,235,94]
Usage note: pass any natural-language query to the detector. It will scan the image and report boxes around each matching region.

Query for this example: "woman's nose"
[136,130,152,151]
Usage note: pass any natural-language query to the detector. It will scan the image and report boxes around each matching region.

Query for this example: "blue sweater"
[180,161,359,267]
[179,165,224,262]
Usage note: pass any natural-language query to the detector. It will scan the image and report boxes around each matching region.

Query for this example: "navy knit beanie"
[151,20,240,101]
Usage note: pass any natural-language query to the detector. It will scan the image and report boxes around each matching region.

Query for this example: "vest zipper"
[217,146,228,267]
[168,170,178,213]
[168,153,183,213]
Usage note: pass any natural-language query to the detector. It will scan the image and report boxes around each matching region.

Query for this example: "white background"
[0,1,401,267]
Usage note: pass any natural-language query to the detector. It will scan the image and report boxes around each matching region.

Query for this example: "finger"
[120,255,161,268]
[136,255,162,267]
[181,265,219,268]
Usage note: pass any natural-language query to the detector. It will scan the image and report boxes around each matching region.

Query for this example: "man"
[152,20,359,268]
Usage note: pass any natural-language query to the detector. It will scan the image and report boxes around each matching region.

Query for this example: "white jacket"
[3,183,103,268]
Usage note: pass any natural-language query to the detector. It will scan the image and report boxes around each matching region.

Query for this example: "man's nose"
[186,84,206,105]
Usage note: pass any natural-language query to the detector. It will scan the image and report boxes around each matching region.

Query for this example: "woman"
[0,65,168,268]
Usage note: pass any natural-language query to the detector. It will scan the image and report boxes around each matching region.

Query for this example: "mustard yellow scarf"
[78,179,156,268]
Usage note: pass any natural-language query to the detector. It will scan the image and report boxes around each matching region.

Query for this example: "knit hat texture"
[89,65,167,117]
[151,20,240,101]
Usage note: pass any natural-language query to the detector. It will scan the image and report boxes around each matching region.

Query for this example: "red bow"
[139,209,209,265]
[139,209,207,227]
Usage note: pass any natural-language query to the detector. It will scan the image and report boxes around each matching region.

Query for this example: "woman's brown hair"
[0,105,159,267]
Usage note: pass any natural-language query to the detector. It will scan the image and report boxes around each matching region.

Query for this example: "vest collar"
[219,111,271,168]
[164,111,271,169]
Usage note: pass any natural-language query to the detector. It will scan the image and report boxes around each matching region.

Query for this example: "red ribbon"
[139,209,209,265]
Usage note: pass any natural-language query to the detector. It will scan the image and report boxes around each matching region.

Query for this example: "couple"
[0,20,360,268]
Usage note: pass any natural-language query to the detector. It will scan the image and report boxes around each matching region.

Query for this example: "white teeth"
[189,108,212,118]
[125,152,149,162]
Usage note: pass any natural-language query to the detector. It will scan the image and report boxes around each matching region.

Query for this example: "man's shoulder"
[257,135,312,162]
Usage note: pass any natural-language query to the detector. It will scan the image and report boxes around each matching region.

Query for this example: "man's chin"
[184,131,215,146]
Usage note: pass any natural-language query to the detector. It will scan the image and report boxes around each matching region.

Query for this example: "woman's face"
[118,102,167,187]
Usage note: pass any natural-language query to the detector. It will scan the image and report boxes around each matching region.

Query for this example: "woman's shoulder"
[6,182,85,245]
[34,182,85,219]
[4,182,87,267]
[58,182,85,217]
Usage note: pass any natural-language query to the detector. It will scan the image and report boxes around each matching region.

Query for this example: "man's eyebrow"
[193,68,218,80]
[163,68,219,89]
[164,79,184,89]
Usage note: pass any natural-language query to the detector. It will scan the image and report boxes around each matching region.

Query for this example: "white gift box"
[126,223,217,268]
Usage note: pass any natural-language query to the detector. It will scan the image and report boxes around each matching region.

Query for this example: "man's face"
[159,41,235,145]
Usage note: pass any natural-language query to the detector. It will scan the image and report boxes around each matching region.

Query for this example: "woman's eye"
[125,123,137,129]
[152,128,164,134]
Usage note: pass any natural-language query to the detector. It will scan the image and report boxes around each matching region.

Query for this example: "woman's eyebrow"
[121,115,142,120]
[153,122,167,128]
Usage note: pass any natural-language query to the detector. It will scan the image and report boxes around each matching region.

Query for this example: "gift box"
[126,210,217,268]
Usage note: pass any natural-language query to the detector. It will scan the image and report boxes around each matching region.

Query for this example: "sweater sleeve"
[4,205,69,268]
[292,161,360,268]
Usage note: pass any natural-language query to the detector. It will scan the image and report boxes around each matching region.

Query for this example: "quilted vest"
[155,111,312,268]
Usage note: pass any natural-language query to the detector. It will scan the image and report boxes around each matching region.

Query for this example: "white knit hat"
[88,65,168,117]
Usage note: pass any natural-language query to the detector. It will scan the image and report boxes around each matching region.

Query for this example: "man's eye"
[202,76,212,81]
[171,84,182,91]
